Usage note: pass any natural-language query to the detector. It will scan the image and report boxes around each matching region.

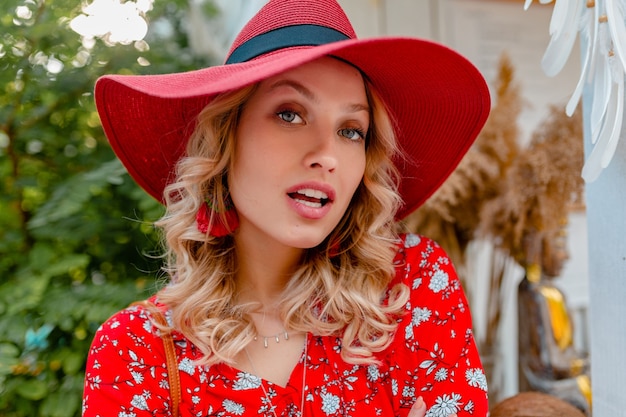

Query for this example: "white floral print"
[412,306,432,326]
[142,320,152,333]
[405,234,421,247]
[429,268,449,293]
[321,392,340,415]
[178,357,195,375]
[131,371,143,384]
[88,375,101,390]
[391,379,399,396]
[405,324,415,340]
[412,277,423,290]
[434,368,448,382]
[233,372,262,390]
[223,399,245,415]
[465,368,488,391]
[367,364,380,382]
[427,393,462,417]
[130,393,149,411]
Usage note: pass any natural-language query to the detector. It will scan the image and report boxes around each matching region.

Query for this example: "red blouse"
[83,234,488,416]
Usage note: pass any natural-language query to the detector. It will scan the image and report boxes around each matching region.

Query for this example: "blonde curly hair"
[156,76,409,366]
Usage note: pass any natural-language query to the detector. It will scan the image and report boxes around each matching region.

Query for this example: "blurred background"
[0,0,589,415]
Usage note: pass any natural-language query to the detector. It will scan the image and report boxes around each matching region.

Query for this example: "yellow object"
[539,286,573,350]
[526,263,542,283]
[576,374,592,405]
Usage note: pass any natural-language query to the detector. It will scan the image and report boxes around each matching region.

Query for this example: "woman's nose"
[304,128,338,172]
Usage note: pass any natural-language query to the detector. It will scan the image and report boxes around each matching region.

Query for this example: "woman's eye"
[277,110,303,124]
[339,128,365,141]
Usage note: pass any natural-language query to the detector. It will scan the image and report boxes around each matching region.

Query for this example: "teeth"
[296,188,328,199]
[297,199,323,208]
[291,188,329,208]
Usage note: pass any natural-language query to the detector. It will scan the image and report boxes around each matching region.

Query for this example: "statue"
[517,229,591,415]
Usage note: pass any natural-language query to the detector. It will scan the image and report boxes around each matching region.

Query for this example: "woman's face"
[229,57,369,251]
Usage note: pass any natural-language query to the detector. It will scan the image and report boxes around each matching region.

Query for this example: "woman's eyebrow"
[347,103,370,114]
[268,79,370,114]
[268,79,316,102]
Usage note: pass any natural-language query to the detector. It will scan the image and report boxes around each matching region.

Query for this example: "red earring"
[328,238,341,258]
[196,198,239,237]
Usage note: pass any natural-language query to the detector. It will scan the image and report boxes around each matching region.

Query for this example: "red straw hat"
[95,0,490,219]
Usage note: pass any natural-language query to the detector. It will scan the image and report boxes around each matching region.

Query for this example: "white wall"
[582,78,626,416]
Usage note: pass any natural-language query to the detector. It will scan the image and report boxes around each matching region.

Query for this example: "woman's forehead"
[258,57,365,91]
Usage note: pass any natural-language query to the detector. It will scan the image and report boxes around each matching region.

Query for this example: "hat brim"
[95,37,490,219]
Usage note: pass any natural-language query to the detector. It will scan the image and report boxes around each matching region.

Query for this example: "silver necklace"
[244,334,308,417]
[254,330,290,348]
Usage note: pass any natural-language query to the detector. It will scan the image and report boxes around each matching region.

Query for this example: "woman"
[83,0,491,416]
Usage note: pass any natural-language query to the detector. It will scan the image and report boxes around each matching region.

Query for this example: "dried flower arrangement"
[478,104,584,268]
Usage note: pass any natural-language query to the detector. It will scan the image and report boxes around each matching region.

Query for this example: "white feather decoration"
[590,31,611,144]
[581,74,624,181]
[528,0,626,182]
[549,0,570,36]
[607,0,626,69]
[566,6,593,115]
[542,0,583,76]
[602,79,624,165]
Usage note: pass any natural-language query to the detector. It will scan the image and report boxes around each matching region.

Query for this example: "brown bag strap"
[131,300,181,417]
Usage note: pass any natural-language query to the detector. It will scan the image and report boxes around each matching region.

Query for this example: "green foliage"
[0,0,215,415]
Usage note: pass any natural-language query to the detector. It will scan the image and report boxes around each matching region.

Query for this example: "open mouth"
[288,188,331,208]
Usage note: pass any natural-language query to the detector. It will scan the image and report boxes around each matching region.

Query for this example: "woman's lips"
[288,188,330,208]
[286,184,335,219]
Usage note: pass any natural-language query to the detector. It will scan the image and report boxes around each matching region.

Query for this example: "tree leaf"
[16,379,49,400]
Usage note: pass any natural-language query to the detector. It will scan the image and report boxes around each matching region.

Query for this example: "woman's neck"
[233,232,304,306]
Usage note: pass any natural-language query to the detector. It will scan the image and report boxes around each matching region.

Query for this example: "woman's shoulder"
[393,233,458,286]
[395,233,449,258]
[390,233,471,344]
[84,298,186,416]
[100,297,157,327]
[90,297,176,349]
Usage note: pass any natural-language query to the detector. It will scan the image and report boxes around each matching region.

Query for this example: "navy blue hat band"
[226,24,350,65]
